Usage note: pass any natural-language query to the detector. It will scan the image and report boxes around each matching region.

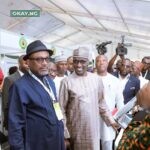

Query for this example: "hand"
[119,54,125,60]
[111,122,120,132]
[64,139,71,150]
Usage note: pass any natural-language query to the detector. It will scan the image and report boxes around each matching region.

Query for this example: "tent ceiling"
[0,0,150,53]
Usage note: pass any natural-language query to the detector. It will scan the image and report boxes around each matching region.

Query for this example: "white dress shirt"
[54,75,67,99]
[99,73,124,141]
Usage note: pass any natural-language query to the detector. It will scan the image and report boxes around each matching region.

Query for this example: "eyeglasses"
[29,57,50,63]
[73,59,87,65]
[143,62,150,65]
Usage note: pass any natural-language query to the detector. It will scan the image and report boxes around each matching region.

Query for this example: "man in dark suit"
[115,58,140,104]
[8,40,65,150]
[2,55,28,130]
[141,56,150,80]
[0,67,4,91]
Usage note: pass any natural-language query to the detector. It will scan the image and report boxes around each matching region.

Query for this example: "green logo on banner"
[10,10,40,17]
[51,47,56,55]
[19,37,27,49]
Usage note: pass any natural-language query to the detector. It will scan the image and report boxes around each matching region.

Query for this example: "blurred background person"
[141,56,150,80]
[66,56,74,75]
[48,62,57,80]
[87,61,94,72]
[8,66,18,75]
[93,67,97,73]
[132,60,148,88]
[2,55,28,130]
[0,67,4,91]
[54,55,68,99]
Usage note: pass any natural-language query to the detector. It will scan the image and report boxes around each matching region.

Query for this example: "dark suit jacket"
[2,71,21,129]
[0,68,4,85]
[8,73,65,150]
[113,73,140,104]
[123,75,140,104]
[142,70,150,80]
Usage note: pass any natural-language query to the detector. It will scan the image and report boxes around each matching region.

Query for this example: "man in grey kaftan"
[59,47,117,150]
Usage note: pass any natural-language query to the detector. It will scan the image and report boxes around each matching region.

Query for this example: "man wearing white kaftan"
[59,47,117,150]
[54,55,67,98]
[96,54,124,150]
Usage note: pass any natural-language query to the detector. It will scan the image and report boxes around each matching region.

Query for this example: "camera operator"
[107,53,124,75]
[107,42,128,74]
[107,36,128,74]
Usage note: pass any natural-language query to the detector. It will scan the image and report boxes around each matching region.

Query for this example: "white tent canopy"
[0,0,150,60]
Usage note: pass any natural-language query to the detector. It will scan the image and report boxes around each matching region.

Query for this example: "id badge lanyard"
[29,70,63,120]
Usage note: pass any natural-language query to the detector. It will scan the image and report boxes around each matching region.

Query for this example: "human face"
[73,57,89,76]
[56,61,68,76]
[19,58,29,73]
[67,57,74,72]
[132,65,140,77]
[116,59,122,71]
[96,55,108,75]
[142,58,150,71]
[120,59,131,77]
[48,62,57,79]
[131,61,143,77]
[27,51,50,76]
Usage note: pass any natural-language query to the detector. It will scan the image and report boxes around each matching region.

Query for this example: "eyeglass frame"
[29,57,50,63]
[73,59,88,65]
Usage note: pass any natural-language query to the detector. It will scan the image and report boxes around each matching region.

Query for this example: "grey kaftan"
[59,72,115,150]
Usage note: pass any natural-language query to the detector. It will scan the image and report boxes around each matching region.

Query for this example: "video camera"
[116,36,128,55]
[96,41,112,55]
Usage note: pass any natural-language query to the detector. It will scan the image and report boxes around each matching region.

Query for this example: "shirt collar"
[119,73,130,80]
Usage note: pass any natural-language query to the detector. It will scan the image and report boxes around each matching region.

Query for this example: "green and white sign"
[10,10,40,17]
[19,37,27,49]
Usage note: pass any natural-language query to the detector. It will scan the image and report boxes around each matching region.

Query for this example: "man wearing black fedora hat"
[8,40,65,150]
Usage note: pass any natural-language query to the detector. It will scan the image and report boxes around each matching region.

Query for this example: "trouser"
[101,140,113,150]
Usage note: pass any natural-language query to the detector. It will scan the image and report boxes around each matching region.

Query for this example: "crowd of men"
[0,40,149,150]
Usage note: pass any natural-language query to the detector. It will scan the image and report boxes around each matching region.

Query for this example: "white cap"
[54,55,67,63]
[73,47,89,59]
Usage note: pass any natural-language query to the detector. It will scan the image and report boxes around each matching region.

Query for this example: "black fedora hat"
[23,40,53,60]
